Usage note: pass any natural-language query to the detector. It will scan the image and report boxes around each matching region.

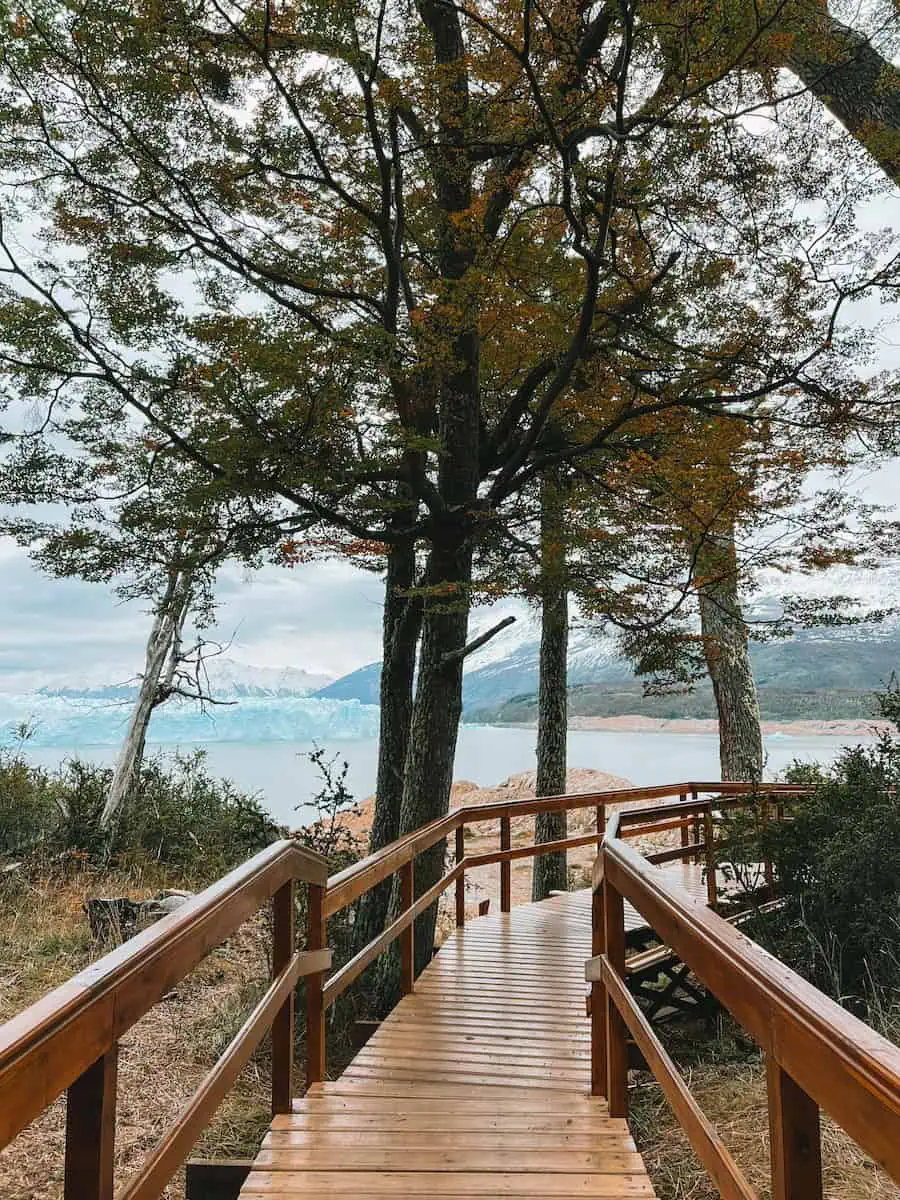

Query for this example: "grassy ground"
[629,1014,900,1200]
[3,863,898,1199]
[0,868,275,1200]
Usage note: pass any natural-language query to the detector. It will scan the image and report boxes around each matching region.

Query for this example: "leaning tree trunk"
[352,533,422,954]
[101,572,192,828]
[695,529,763,782]
[532,475,569,901]
[783,5,900,184]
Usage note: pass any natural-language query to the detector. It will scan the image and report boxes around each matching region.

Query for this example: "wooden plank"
[358,1037,589,1060]
[120,949,329,1200]
[323,863,463,1006]
[400,860,414,996]
[603,832,900,1179]
[264,1131,635,1148]
[500,816,511,912]
[335,1072,591,1091]
[600,958,756,1200]
[253,1149,646,1172]
[603,878,628,1120]
[240,1170,655,1195]
[467,831,602,869]
[456,825,466,927]
[270,880,295,1116]
[592,882,606,1099]
[305,883,326,1088]
[294,1092,610,1112]
[302,1087,608,1108]
[0,839,326,1151]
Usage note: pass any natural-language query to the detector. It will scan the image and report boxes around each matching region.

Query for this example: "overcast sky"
[0,541,387,691]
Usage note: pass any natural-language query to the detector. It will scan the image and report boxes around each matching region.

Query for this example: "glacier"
[0,692,380,749]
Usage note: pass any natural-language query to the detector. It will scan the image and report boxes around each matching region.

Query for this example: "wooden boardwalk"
[5,781,899,1200]
[240,890,655,1198]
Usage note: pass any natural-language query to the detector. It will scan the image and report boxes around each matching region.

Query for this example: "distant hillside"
[468,683,882,725]
[317,621,900,719]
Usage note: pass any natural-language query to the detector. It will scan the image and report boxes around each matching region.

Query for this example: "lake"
[23,724,872,827]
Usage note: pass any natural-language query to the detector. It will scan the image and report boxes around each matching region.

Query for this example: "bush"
[738,733,900,1011]
[0,747,281,881]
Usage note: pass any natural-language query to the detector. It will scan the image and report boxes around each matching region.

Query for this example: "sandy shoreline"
[494,715,891,738]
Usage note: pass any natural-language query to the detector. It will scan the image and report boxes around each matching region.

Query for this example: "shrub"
[738,732,900,1011]
[0,747,281,881]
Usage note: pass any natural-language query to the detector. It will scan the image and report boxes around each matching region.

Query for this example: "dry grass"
[0,870,278,1200]
[630,1037,900,1200]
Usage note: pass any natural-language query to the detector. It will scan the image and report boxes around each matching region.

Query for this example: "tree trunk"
[783,6,900,185]
[399,524,474,970]
[352,534,421,954]
[101,571,192,828]
[695,529,763,782]
[372,0,479,1009]
[532,475,569,901]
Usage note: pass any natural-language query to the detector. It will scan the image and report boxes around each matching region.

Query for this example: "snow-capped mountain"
[2,563,896,750]
[318,564,900,713]
[32,659,333,701]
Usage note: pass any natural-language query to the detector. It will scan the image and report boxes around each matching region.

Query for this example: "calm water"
[23,725,871,827]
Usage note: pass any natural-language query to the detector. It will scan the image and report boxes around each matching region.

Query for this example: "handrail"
[310,779,806,1086]
[324,780,803,915]
[0,838,330,1199]
[587,804,900,1197]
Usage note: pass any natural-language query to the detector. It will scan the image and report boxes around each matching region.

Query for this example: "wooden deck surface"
[240,885,662,1198]
[555,861,746,935]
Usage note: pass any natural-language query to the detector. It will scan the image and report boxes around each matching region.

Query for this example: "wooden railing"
[0,839,330,1200]
[587,800,900,1199]
[313,778,807,1084]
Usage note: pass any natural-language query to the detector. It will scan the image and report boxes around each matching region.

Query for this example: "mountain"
[316,662,382,705]
[315,565,900,717]
[35,659,333,702]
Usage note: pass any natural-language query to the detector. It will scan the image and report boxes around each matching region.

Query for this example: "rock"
[85,890,195,943]
[142,892,194,919]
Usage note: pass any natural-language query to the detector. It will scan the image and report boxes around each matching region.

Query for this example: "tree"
[1,0,895,974]
[0,431,241,823]
[532,469,570,899]
[103,555,207,827]
[657,0,900,780]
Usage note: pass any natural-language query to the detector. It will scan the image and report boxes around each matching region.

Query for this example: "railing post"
[590,867,607,1098]
[271,878,296,1114]
[400,858,415,995]
[305,882,326,1088]
[64,1046,118,1200]
[500,815,511,913]
[691,786,701,863]
[679,791,689,854]
[761,794,775,895]
[603,875,628,1118]
[456,824,466,927]
[596,803,606,846]
[704,806,717,907]
[767,1057,823,1200]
